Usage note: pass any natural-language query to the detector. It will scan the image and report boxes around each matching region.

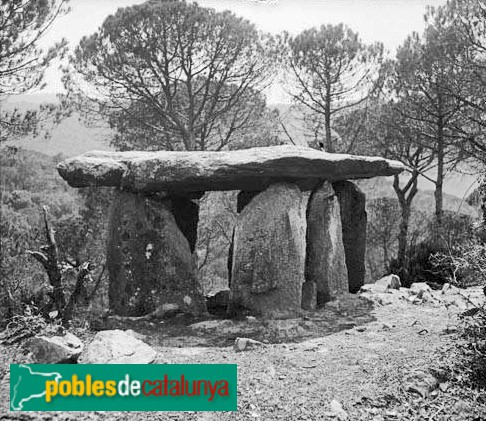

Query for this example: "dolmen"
[57,145,404,319]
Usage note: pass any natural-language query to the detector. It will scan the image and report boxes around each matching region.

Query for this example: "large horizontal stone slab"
[57,146,404,192]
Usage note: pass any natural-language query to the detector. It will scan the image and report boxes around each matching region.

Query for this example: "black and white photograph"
[0,0,485,419]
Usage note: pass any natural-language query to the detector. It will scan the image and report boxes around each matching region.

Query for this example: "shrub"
[458,299,486,389]
[390,211,482,288]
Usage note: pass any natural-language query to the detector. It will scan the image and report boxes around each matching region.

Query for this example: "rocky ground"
[1,283,485,420]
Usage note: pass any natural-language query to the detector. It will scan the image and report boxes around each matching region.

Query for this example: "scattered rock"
[78,330,157,364]
[441,283,458,295]
[421,291,437,304]
[376,274,401,290]
[360,275,401,294]
[234,337,264,352]
[360,291,404,306]
[25,332,83,364]
[151,303,182,318]
[329,399,349,420]
[409,283,432,299]
[189,319,235,331]
[405,370,439,398]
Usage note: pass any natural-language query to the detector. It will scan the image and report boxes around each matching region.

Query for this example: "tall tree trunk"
[481,177,486,227]
[187,131,196,151]
[325,87,334,152]
[435,118,445,232]
[393,174,418,270]
[397,201,411,269]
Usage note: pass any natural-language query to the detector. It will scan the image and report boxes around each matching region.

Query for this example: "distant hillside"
[358,177,477,218]
[3,94,478,198]
[4,94,113,157]
[9,115,113,157]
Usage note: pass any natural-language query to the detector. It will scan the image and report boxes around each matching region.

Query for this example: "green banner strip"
[10,364,237,411]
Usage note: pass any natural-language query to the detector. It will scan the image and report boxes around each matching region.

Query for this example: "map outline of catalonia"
[10,364,62,411]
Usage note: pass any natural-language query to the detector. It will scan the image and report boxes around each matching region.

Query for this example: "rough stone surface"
[306,181,349,305]
[228,190,262,287]
[78,330,157,364]
[377,274,401,290]
[301,281,317,310]
[409,282,432,298]
[25,332,83,363]
[107,190,207,317]
[229,183,306,318]
[57,146,405,192]
[234,337,264,352]
[333,181,367,293]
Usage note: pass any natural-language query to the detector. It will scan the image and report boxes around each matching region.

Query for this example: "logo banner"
[10,364,237,412]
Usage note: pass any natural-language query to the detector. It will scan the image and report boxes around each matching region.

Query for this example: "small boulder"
[189,319,235,331]
[234,337,264,352]
[441,283,460,295]
[361,275,401,294]
[409,282,432,298]
[329,399,349,421]
[405,370,439,398]
[78,330,156,364]
[376,274,401,290]
[359,283,385,294]
[25,332,83,364]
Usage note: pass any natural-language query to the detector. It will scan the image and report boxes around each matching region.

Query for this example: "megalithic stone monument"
[57,145,404,318]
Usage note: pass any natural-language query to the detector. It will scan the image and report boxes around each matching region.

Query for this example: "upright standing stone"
[301,281,317,310]
[107,190,206,317]
[229,183,306,318]
[333,181,367,293]
[227,190,262,287]
[306,181,349,304]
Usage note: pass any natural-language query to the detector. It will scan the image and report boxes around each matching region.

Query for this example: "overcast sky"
[41,0,447,99]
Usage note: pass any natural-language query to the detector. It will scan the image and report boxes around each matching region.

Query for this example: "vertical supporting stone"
[227,190,262,288]
[301,281,317,310]
[333,181,367,293]
[306,181,349,305]
[229,183,306,318]
[107,190,207,317]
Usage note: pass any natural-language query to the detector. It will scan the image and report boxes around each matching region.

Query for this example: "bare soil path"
[1,289,485,420]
